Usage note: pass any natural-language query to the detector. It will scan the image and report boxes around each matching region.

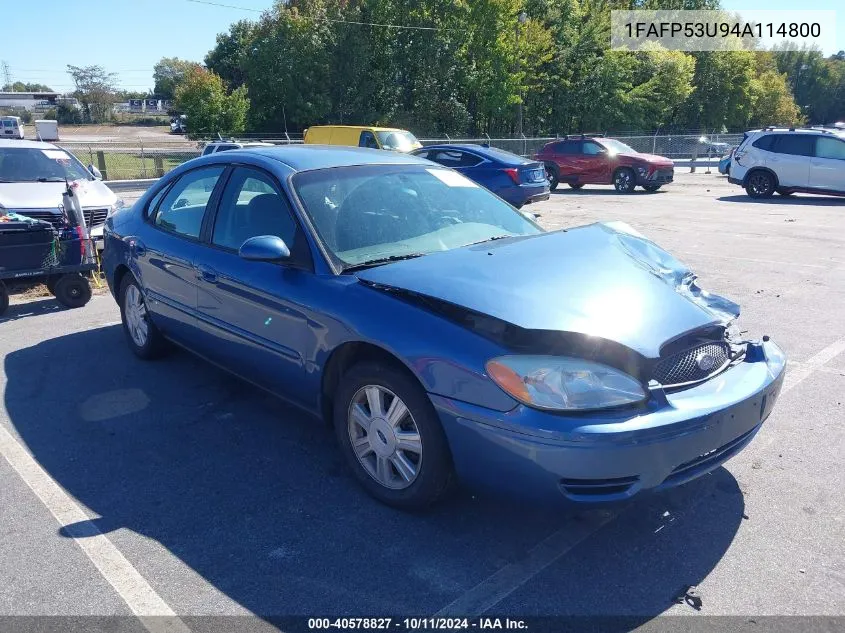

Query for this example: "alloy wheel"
[124,285,149,348]
[347,385,422,490]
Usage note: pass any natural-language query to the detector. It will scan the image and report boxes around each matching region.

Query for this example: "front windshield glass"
[0,147,91,182]
[375,130,421,152]
[293,165,543,268]
[600,139,636,155]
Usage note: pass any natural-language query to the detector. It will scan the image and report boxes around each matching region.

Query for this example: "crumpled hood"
[0,180,116,210]
[357,222,738,358]
[620,152,674,166]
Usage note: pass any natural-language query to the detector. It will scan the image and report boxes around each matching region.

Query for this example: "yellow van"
[303,125,422,152]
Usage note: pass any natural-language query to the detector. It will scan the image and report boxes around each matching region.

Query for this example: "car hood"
[356,222,739,358]
[620,152,673,166]
[0,180,117,209]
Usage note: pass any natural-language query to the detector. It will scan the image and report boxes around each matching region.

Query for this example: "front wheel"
[643,184,661,192]
[613,168,636,193]
[119,275,168,359]
[745,171,776,198]
[334,362,453,510]
[568,183,584,190]
[0,281,8,317]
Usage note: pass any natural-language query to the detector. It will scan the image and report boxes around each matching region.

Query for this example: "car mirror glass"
[88,164,103,180]
[238,235,291,262]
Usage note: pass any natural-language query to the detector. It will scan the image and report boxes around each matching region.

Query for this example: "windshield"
[599,139,636,155]
[293,165,542,268]
[0,147,91,182]
[375,130,421,152]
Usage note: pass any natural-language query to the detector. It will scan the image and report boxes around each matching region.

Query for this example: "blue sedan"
[102,145,786,510]
[412,144,549,208]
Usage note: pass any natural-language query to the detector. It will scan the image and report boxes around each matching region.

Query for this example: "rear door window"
[772,134,815,156]
[153,166,225,239]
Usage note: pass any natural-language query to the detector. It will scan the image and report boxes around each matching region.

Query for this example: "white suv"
[730,128,845,199]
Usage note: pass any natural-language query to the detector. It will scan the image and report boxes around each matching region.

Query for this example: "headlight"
[486,356,646,411]
[107,199,126,218]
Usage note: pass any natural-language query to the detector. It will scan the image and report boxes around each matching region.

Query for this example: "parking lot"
[1,172,844,630]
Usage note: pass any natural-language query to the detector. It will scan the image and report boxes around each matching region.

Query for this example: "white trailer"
[34,119,59,141]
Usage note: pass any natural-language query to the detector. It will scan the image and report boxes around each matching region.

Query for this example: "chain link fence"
[56,132,742,181]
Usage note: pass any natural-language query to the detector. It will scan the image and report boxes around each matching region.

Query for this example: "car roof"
[417,143,532,165]
[307,125,407,132]
[0,139,58,149]
[212,144,434,171]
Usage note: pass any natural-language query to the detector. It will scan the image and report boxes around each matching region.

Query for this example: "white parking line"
[433,511,616,616]
[782,337,845,394]
[0,425,190,633]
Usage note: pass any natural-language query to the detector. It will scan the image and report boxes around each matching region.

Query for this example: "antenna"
[1,61,11,89]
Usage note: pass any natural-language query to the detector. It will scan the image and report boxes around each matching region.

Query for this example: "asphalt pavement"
[1,172,843,631]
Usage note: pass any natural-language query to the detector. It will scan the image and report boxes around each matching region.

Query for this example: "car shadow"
[719,194,845,206]
[551,188,666,196]
[4,325,746,621]
[0,297,66,323]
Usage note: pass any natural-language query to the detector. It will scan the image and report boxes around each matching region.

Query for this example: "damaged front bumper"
[433,340,785,505]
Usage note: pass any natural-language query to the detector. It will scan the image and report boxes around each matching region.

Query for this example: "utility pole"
[2,61,11,90]
[515,13,527,137]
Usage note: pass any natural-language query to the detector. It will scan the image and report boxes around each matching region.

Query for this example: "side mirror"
[238,235,290,262]
[88,164,103,180]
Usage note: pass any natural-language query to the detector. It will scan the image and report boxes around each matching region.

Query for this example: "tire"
[45,275,59,295]
[52,274,92,309]
[613,168,636,193]
[568,183,584,190]
[119,274,168,360]
[544,163,559,191]
[0,281,8,317]
[745,170,776,198]
[776,189,794,197]
[334,361,453,510]
[643,184,661,192]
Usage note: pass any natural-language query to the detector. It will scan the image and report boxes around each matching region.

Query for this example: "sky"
[1,0,842,95]
[2,0,273,94]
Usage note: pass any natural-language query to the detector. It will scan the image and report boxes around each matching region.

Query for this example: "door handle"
[196,265,218,283]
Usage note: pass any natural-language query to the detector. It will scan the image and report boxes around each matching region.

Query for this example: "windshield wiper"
[465,235,511,246]
[343,253,426,272]
[36,177,67,183]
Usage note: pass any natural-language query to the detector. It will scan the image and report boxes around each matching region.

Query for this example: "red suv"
[535,135,674,193]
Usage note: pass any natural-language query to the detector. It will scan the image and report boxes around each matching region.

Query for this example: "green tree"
[174,67,249,137]
[153,57,202,100]
[748,70,802,127]
[679,51,756,130]
[626,46,696,130]
[205,20,257,91]
[2,81,54,92]
[66,65,117,123]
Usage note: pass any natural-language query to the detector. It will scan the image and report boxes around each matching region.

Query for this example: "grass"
[69,151,196,181]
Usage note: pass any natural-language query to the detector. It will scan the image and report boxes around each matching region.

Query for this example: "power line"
[185,0,447,31]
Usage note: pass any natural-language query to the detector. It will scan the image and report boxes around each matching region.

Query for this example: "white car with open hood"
[0,139,124,250]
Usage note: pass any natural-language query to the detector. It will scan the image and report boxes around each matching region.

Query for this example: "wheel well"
[543,161,559,176]
[320,342,419,426]
[613,166,634,178]
[113,264,131,296]
[743,167,779,188]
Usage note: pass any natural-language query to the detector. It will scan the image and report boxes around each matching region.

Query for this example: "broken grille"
[653,341,731,387]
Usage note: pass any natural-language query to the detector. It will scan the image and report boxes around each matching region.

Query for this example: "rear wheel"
[613,168,636,193]
[544,163,559,191]
[745,170,776,198]
[119,275,167,359]
[53,274,92,309]
[334,362,453,510]
[643,184,661,192]
[568,183,584,190]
